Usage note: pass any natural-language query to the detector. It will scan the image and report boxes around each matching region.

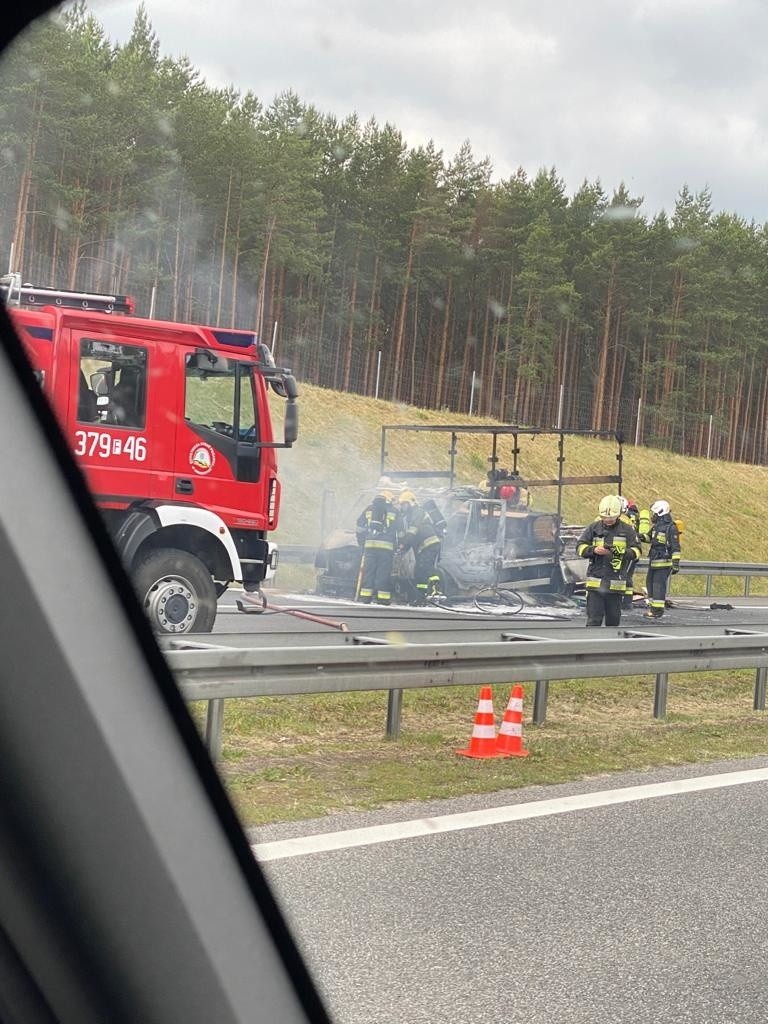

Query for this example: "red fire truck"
[1,274,298,634]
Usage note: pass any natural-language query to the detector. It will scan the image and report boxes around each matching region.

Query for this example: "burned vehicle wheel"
[314,529,361,599]
[134,548,218,634]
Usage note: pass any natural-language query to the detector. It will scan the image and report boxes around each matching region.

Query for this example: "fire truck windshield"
[184,354,258,442]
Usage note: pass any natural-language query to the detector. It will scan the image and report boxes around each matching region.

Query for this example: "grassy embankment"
[194,384,768,825]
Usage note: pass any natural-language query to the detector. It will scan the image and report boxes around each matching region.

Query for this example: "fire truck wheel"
[134,548,218,634]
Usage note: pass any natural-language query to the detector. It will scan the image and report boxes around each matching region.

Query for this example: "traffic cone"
[496,684,530,758]
[456,686,503,759]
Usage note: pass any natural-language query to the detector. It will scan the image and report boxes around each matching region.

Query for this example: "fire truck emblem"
[189,442,215,475]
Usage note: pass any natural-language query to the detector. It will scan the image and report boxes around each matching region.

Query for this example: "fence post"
[205,699,225,760]
[386,689,403,739]
[754,668,767,711]
[533,680,549,725]
[653,673,668,719]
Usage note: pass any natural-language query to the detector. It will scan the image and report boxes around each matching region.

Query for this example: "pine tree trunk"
[391,218,418,401]
[592,264,615,430]
[342,240,361,391]
[435,276,453,410]
[499,269,514,421]
[459,295,475,412]
[255,213,277,340]
[364,253,380,396]
[229,181,243,328]
[11,87,44,274]
[410,277,419,405]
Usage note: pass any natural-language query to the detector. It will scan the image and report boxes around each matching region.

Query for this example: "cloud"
[88,0,768,222]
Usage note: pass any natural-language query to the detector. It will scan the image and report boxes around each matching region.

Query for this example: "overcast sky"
[89,0,768,223]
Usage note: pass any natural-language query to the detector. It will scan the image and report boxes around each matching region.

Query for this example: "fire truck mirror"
[270,374,298,401]
[284,398,299,446]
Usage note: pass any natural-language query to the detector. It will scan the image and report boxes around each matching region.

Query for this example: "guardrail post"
[205,699,225,760]
[653,673,668,719]
[745,575,752,597]
[386,689,403,739]
[754,667,767,711]
[532,680,549,725]
[705,575,713,596]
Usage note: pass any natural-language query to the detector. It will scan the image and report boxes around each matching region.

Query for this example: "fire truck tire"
[133,548,218,634]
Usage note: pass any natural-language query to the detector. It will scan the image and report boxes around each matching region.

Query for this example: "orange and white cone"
[456,686,503,759]
[496,684,530,758]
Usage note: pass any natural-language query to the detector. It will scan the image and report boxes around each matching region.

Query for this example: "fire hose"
[236,591,350,631]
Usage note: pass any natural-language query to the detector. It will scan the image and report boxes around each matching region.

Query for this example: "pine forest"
[2,3,767,464]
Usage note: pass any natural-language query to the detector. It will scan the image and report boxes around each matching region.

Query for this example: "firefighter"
[356,490,401,605]
[620,497,641,609]
[398,489,442,605]
[643,499,681,618]
[576,494,642,627]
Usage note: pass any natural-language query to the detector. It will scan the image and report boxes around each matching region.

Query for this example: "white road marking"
[252,766,768,862]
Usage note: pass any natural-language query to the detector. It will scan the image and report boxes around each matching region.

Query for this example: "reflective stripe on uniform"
[364,539,395,551]
[417,536,441,554]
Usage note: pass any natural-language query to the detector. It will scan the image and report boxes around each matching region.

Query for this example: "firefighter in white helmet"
[576,495,641,627]
[643,499,681,618]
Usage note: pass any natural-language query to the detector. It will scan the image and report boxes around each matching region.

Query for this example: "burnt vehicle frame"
[314,424,624,602]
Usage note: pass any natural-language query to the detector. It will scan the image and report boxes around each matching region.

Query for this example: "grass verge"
[189,669,768,826]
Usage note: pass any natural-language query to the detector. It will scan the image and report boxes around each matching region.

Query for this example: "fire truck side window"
[79,339,148,429]
[184,354,258,443]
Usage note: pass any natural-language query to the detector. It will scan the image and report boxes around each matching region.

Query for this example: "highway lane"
[252,758,768,1024]
[207,588,768,646]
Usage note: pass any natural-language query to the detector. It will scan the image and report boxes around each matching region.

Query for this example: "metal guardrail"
[668,562,768,596]
[168,628,768,758]
[280,548,768,596]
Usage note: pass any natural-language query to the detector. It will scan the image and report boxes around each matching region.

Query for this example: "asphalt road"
[212,588,768,645]
[208,591,768,1020]
[253,758,768,1024]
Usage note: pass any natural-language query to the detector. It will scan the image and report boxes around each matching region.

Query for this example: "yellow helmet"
[399,489,417,505]
[379,490,394,502]
[598,494,622,519]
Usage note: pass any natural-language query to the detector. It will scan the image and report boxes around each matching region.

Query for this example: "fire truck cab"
[1,274,298,634]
